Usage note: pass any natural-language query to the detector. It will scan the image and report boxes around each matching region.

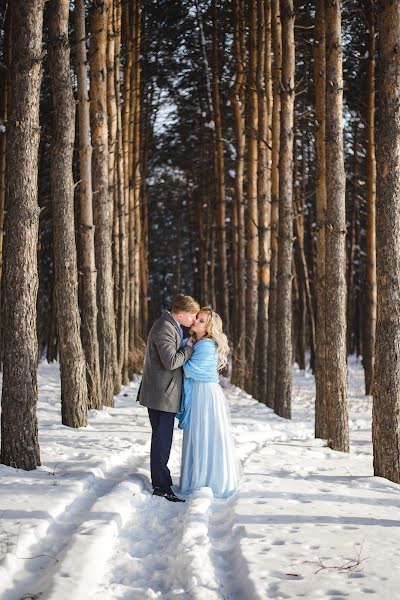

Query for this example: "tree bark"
[113,0,127,388]
[120,0,131,384]
[266,0,281,409]
[48,0,88,427]
[324,0,349,452]
[274,0,294,419]
[0,4,9,289]
[0,0,45,469]
[133,0,142,345]
[230,0,246,388]
[244,0,259,392]
[253,0,271,401]
[90,0,118,406]
[211,0,229,334]
[75,0,102,410]
[373,0,400,483]
[363,0,376,396]
[314,0,327,438]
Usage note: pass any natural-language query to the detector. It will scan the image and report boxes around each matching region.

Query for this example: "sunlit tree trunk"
[1,0,45,469]
[90,0,118,406]
[324,0,349,451]
[75,0,102,409]
[253,0,272,401]
[373,0,400,484]
[266,0,281,409]
[0,5,9,293]
[133,0,142,345]
[363,0,376,396]
[245,0,259,392]
[274,0,294,419]
[211,0,229,333]
[230,0,246,388]
[48,0,88,427]
[314,0,327,438]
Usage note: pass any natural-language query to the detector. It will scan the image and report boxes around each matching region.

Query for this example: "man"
[138,294,200,502]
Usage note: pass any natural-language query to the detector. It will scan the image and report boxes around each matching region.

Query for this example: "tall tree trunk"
[209,194,217,310]
[293,197,306,371]
[48,0,88,427]
[140,89,149,339]
[245,0,259,392]
[363,0,376,396]
[75,0,102,410]
[0,0,45,469]
[114,0,127,386]
[112,2,121,369]
[120,0,131,384]
[133,0,142,345]
[211,0,229,334]
[274,0,294,419]
[90,0,118,406]
[325,0,349,452]
[314,0,327,438]
[253,0,271,401]
[107,0,124,390]
[373,1,400,484]
[347,130,359,356]
[298,120,316,365]
[128,0,137,371]
[0,5,9,291]
[230,0,246,388]
[266,0,281,409]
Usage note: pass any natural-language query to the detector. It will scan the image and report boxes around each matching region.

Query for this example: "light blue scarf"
[176,339,219,430]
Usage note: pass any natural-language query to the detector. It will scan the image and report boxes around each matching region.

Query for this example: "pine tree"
[274,0,295,419]
[0,0,45,469]
[90,0,118,406]
[75,0,102,410]
[373,0,400,484]
[266,0,281,409]
[363,0,376,396]
[48,0,88,427]
[324,0,349,451]
[244,0,259,392]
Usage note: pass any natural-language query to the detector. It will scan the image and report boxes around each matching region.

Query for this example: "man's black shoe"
[152,487,185,502]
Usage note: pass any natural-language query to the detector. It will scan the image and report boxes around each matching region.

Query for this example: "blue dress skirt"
[179,380,242,498]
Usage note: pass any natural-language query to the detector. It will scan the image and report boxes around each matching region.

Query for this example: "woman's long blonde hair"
[192,307,230,370]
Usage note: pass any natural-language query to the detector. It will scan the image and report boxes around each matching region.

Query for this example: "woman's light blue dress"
[178,339,242,499]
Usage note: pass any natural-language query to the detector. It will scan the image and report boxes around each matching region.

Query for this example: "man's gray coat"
[138,310,193,413]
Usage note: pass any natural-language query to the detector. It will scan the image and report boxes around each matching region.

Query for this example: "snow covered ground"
[1,357,400,600]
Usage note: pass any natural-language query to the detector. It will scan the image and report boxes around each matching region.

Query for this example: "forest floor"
[1,358,400,600]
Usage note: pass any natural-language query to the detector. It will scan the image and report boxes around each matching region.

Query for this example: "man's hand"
[186,337,194,347]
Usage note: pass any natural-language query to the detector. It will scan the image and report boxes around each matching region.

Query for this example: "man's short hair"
[171,294,200,314]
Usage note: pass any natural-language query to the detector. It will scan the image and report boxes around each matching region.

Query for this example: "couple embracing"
[138,294,242,502]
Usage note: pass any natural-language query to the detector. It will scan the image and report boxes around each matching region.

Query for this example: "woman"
[177,307,242,498]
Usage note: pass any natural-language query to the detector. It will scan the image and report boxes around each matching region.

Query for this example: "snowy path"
[1,359,400,599]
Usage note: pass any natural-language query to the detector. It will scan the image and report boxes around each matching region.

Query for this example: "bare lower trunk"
[253,0,271,401]
[212,0,229,334]
[75,0,102,409]
[1,0,45,469]
[373,1,400,484]
[266,0,281,409]
[363,0,376,396]
[244,0,259,392]
[230,0,246,388]
[324,1,349,452]
[90,0,118,406]
[48,0,88,427]
[274,0,294,420]
[314,0,327,439]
